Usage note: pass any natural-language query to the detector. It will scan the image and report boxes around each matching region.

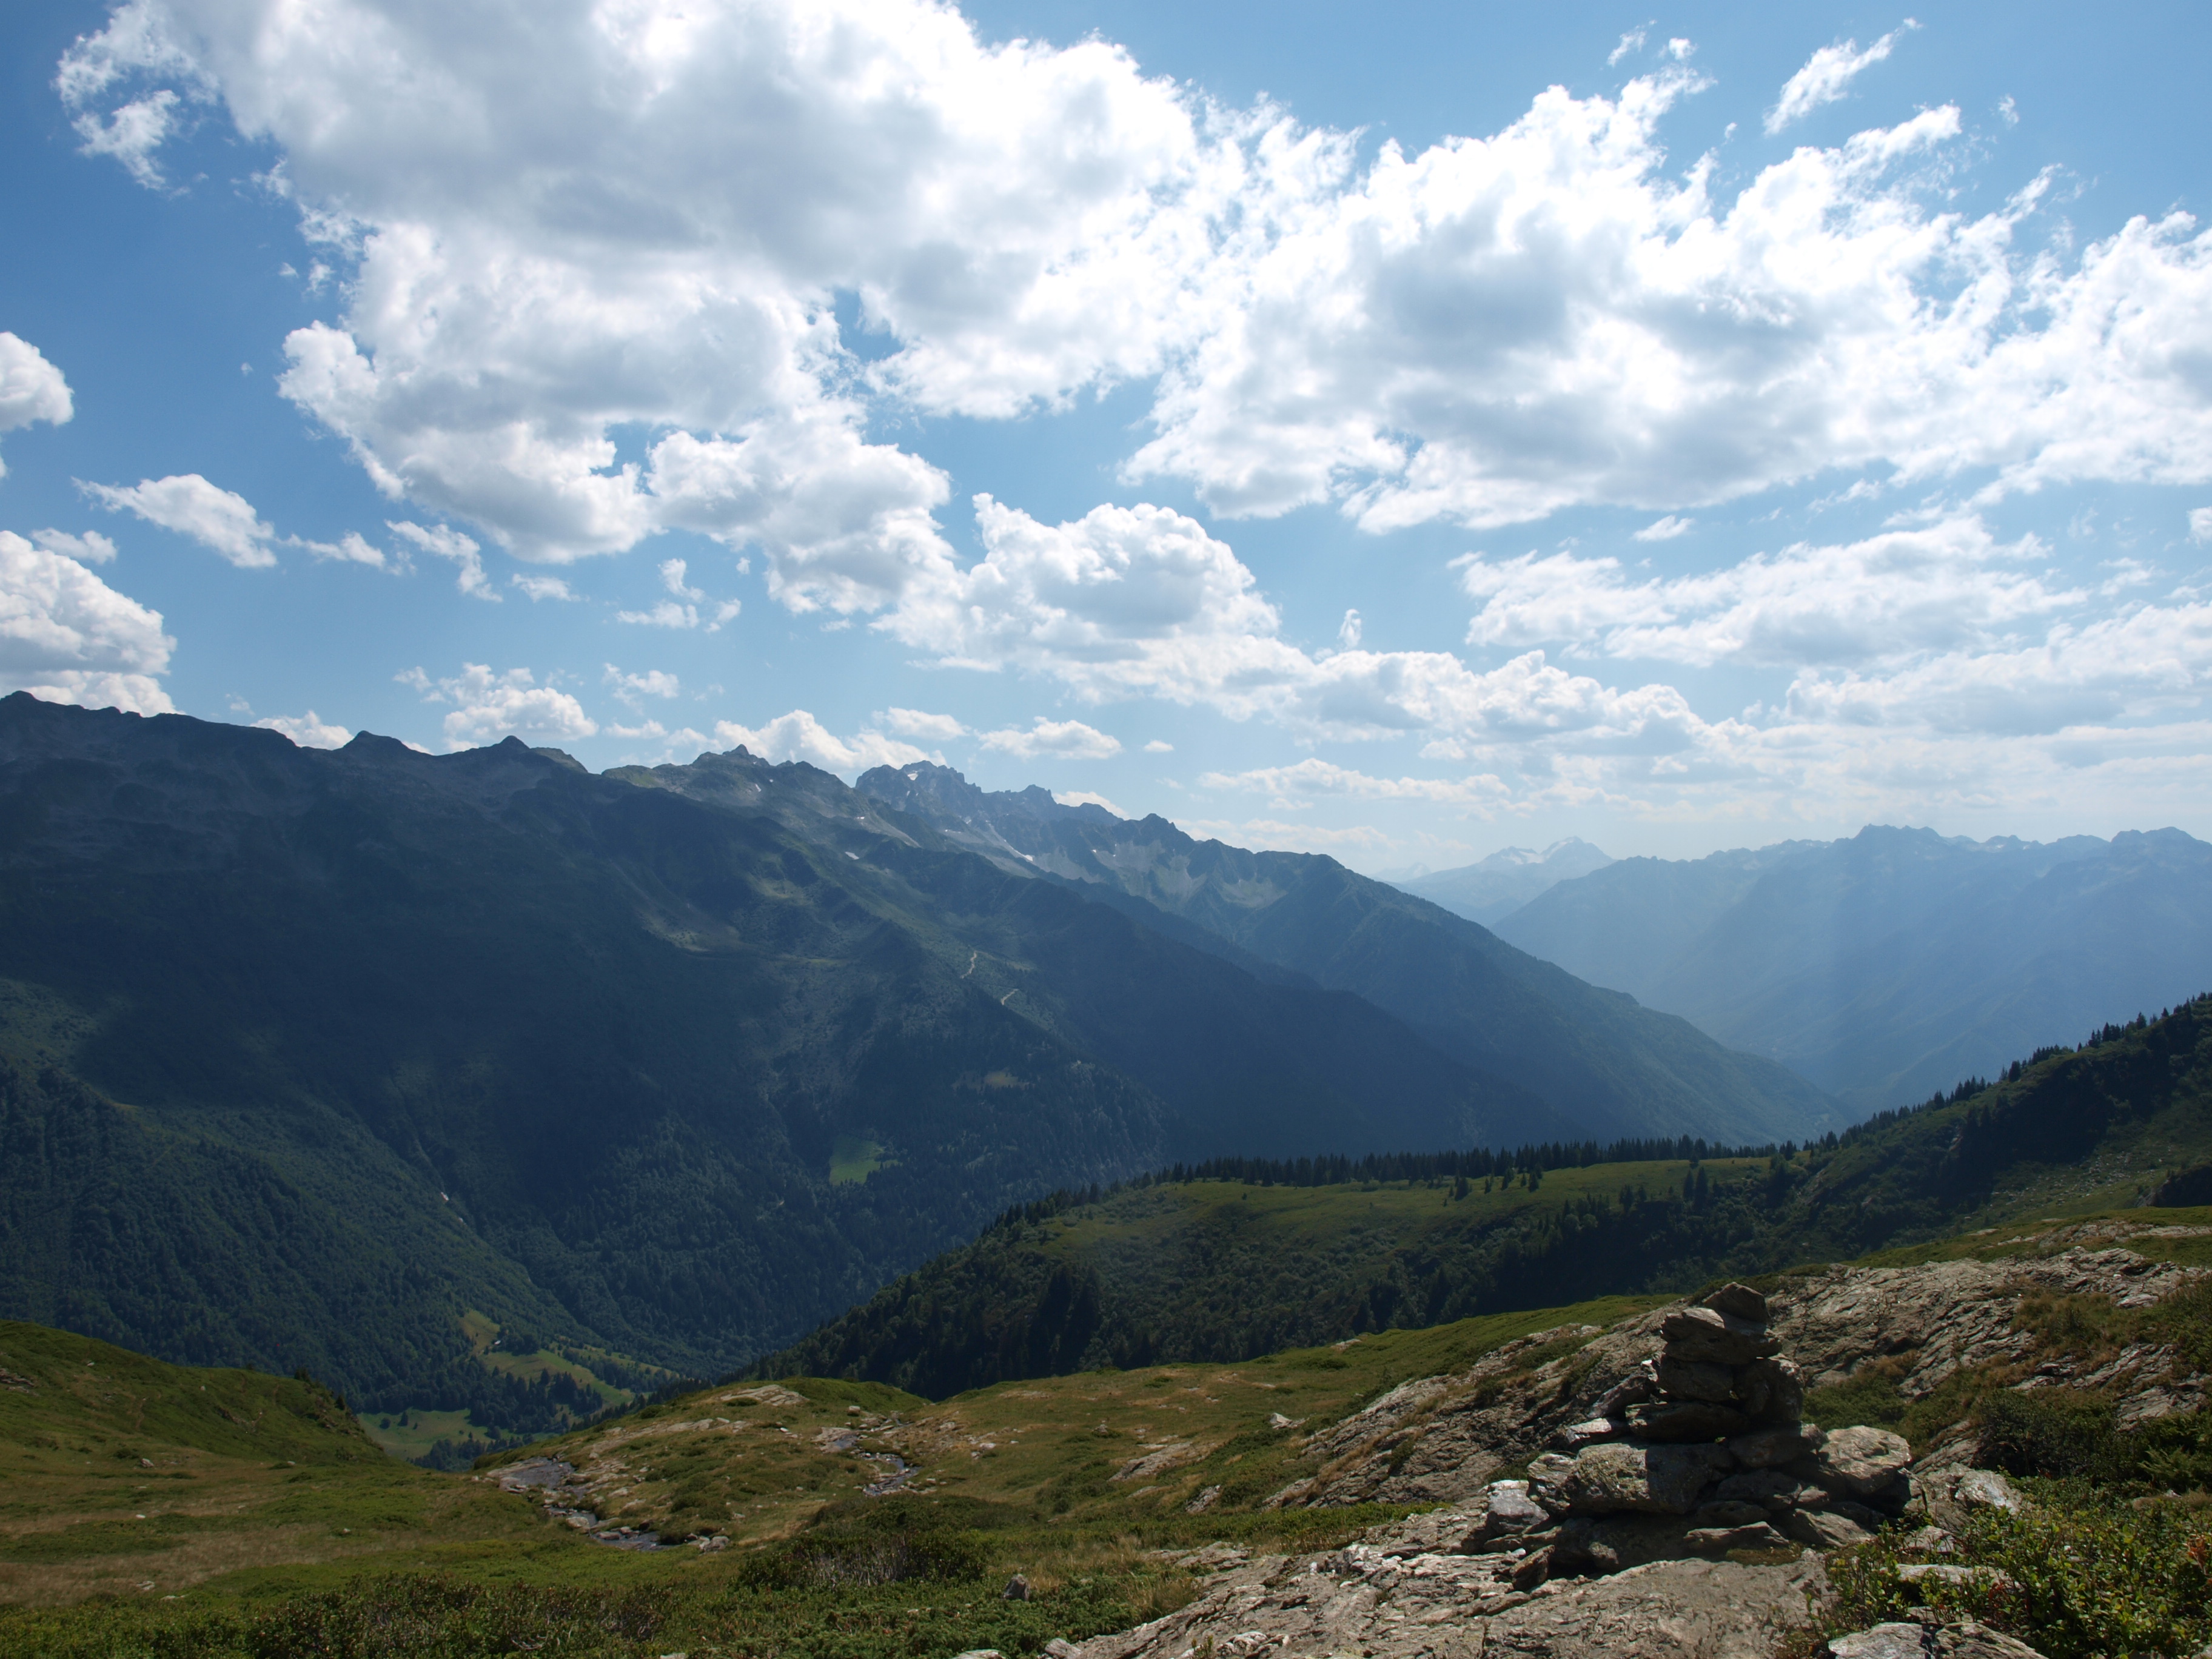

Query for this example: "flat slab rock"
[1828,1621,2047,1658]
[1061,1543,1823,1659]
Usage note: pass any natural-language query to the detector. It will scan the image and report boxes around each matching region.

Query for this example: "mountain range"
[1492,823,2212,1113]
[1390,838,1614,924]
[0,696,1829,1428]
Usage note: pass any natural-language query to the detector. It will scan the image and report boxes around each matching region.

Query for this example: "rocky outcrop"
[1268,1240,2205,1511]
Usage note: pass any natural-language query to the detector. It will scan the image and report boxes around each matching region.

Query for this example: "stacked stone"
[1463,1282,1914,1584]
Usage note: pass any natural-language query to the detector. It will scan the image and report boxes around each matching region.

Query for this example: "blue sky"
[4,1,2212,872]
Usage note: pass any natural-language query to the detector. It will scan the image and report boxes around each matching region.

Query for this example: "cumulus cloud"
[1766,28,1911,135]
[30,529,116,564]
[0,529,175,714]
[389,520,493,598]
[512,573,578,601]
[709,709,932,774]
[1633,516,1692,542]
[59,1,2212,592]
[84,474,277,568]
[0,337,75,475]
[603,664,680,708]
[255,710,352,747]
[1458,518,2074,669]
[615,557,740,629]
[398,663,597,749]
[2191,508,2212,544]
[977,717,1122,760]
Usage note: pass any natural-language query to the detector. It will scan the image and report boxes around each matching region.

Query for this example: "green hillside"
[760,994,2212,1395]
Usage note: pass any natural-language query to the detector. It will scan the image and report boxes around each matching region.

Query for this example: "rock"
[953,1650,1006,1659]
[1184,1485,1222,1514]
[1592,1359,1658,1418]
[691,1533,728,1551]
[1911,1465,2023,1533]
[1931,1623,2050,1658]
[1954,1469,2022,1512]
[1685,1521,1791,1555]
[1704,1283,1771,1322]
[1717,1469,1823,1512]
[1663,1305,1781,1366]
[1558,1416,1633,1449]
[1560,1440,1733,1514]
[1471,1479,1549,1542]
[1729,1423,1817,1467]
[1690,1500,1771,1527]
[1045,1641,1082,1659]
[1784,1507,1872,1550]
[1815,1426,1914,1500]
[1735,1357,1806,1424]
[1265,1412,1302,1430]
[1527,1452,1578,1517]
[1628,1399,1752,1442]
[1828,1626,1929,1659]
[1002,1574,1032,1601]
[1510,1549,1552,1590]
[1656,1355,1741,1403]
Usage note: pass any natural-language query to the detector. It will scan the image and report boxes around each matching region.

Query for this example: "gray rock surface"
[1064,1543,1823,1659]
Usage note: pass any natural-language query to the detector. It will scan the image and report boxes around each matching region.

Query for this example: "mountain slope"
[0,696,1569,1424]
[854,763,1838,1145]
[1494,824,2212,1111]
[1392,837,1613,924]
[756,993,2212,1398]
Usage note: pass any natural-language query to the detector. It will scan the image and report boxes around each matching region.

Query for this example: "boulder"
[1627,1399,1752,1442]
[1591,1359,1657,1418]
[1829,1623,2049,1659]
[1815,1425,1914,1503]
[1526,1452,1578,1517]
[1558,1440,1733,1515]
[1688,1499,1770,1527]
[1467,1478,1549,1543]
[1716,1468,1824,1513]
[1912,1464,2025,1531]
[1729,1423,1819,1469]
[1654,1355,1740,1403]
[1661,1305,1781,1366]
[1702,1282,1770,1322]
[1784,1507,1872,1550]
[1557,1416,1632,1449]
[1735,1356,1806,1424]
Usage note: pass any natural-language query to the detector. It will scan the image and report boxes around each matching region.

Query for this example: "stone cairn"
[1467,1282,1914,1584]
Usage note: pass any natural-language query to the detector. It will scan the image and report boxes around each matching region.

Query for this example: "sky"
[4,1,2212,874]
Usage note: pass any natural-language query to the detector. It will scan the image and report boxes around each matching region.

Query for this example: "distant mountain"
[0,695,1565,1426]
[1393,838,1614,924]
[1493,823,2212,1113]
[855,763,1838,1147]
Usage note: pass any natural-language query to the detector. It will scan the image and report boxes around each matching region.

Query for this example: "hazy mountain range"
[1491,824,2212,1113]
[1391,839,1615,925]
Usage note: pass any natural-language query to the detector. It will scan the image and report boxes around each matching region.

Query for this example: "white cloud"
[615,555,742,629]
[1459,517,2074,669]
[398,663,597,749]
[1766,28,1910,135]
[52,0,213,187]
[1608,28,1649,67]
[389,519,494,598]
[1054,790,1124,816]
[1199,757,1507,806]
[0,529,175,714]
[0,335,75,478]
[1338,608,1362,648]
[2191,507,2212,544]
[512,573,577,601]
[710,709,931,775]
[880,706,967,742]
[977,717,1122,760]
[30,529,116,564]
[295,530,388,567]
[1633,515,1692,542]
[603,664,680,708]
[1144,739,1174,752]
[82,473,278,568]
[255,710,352,747]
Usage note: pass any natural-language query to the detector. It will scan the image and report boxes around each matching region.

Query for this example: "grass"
[829,1136,890,1186]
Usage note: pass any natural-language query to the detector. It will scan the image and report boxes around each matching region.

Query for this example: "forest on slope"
[759,995,2212,1398]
